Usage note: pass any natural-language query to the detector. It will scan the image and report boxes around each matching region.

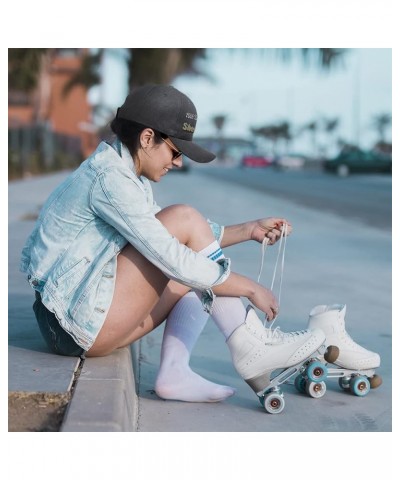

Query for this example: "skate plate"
[312,345,382,397]
[326,366,382,396]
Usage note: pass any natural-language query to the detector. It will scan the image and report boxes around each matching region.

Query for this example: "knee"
[162,204,200,220]
[157,204,213,246]
[158,204,207,230]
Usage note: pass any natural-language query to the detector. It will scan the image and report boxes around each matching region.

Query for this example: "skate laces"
[263,325,307,342]
[263,325,285,340]
[265,325,308,341]
[257,222,288,329]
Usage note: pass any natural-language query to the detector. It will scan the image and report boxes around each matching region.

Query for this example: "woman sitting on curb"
[21,84,326,403]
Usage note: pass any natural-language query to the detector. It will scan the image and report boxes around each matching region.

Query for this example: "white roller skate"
[307,304,382,397]
[227,306,328,413]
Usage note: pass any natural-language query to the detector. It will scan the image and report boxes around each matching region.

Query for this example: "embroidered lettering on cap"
[182,122,195,133]
[186,112,197,120]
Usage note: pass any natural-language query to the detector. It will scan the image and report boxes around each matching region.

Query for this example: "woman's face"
[138,129,183,181]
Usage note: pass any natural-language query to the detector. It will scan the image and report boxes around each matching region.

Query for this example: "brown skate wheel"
[369,374,382,389]
[324,345,340,363]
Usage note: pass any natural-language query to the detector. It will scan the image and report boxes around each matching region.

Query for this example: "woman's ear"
[140,128,154,149]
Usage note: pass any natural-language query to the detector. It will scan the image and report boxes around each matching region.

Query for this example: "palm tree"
[250,125,274,155]
[8,48,55,171]
[299,48,347,70]
[8,48,48,93]
[299,120,319,158]
[126,48,208,88]
[251,121,292,157]
[264,48,347,71]
[63,50,102,97]
[322,117,340,157]
[276,121,292,154]
[211,114,228,161]
[371,113,392,144]
[9,48,348,106]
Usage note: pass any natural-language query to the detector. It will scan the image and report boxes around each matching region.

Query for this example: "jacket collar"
[111,139,137,176]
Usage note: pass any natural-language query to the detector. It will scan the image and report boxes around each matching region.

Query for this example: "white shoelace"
[265,326,308,341]
[257,223,288,329]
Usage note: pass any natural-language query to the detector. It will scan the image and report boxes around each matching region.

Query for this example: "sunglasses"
[162,137,183,160]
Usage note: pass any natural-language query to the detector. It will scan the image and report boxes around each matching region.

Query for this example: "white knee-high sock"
[208,296,247,339]
[155,291,236,402]
[197,241,248,339]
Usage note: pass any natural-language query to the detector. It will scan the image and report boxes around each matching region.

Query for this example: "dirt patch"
[8,392,70,432]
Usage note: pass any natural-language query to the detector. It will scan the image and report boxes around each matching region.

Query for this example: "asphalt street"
[196,166,392,231]
[8,166,392,434]
[137,166,392,431]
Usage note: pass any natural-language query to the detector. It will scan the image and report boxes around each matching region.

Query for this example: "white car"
[275,154,306,170]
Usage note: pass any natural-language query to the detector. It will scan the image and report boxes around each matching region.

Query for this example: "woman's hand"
[249,283,279,322]
[249,217,292,245]
[212,272,278,321]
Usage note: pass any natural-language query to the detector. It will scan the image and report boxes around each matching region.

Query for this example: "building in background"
[8,49,98,177]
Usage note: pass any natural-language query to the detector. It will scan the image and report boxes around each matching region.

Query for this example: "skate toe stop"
[324,345,340,363]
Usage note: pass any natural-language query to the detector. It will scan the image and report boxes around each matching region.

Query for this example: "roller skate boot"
[227,306,327,413]
[307,304,382,396]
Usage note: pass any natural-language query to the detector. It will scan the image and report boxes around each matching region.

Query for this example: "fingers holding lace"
[249,284,278,320]
[265,228,281,245]
[250,217,292,244]
[266,305,279,323]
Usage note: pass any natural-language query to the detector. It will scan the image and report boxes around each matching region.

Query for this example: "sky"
[94,48,392,156]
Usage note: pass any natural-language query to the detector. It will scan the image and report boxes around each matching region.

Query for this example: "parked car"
[275,153,306,170]
[241,154,274,168]
[324,149,392,176]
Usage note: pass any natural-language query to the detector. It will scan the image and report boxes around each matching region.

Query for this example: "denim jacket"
[20,140,231,350]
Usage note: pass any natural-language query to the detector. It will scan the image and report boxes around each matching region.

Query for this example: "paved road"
[9,167,391,433]
[7,167,393,480]
[196,167,392,231]
[137,168,392,432]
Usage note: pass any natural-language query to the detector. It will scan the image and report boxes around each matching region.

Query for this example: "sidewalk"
[8,171,138,432]
[8,169,392,432]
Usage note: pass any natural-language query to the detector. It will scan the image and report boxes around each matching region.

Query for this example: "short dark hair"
[110,116,166,158]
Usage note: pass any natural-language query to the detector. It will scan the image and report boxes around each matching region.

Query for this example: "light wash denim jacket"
[20,140,231,350]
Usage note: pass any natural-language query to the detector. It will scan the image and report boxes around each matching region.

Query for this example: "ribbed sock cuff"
[199,240,225,262]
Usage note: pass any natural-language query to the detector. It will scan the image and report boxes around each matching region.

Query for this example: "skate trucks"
[258,344,382,414]
[255,344,337,414]
[293,345,382,398]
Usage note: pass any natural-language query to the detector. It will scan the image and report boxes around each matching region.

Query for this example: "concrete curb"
[9,172,142,432]
[61,343,139,432]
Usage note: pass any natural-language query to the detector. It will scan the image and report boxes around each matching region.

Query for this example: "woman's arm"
[212,271,278,321]
[220,217,292,248]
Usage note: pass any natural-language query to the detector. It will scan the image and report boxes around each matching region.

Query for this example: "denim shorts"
[33,291,85,357]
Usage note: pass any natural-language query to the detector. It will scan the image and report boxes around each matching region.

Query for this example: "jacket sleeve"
[90,167,230,291]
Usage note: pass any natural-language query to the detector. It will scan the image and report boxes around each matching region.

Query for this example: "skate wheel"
[350,375,370,397]
[294,374,307,394]
[369,374,382,389]
[264,392,285,414]
[324,345,340,364]
[306,380,327,399]
[306,361,328,382]
[338,376,351,390]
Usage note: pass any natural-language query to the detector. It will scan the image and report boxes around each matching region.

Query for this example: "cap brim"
[170,137,216,163]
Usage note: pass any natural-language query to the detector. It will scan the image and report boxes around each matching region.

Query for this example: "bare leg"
[87,204,215,356]
[117,280,191,348]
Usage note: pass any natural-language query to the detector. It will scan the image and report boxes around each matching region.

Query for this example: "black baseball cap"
[116,84,215,163]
